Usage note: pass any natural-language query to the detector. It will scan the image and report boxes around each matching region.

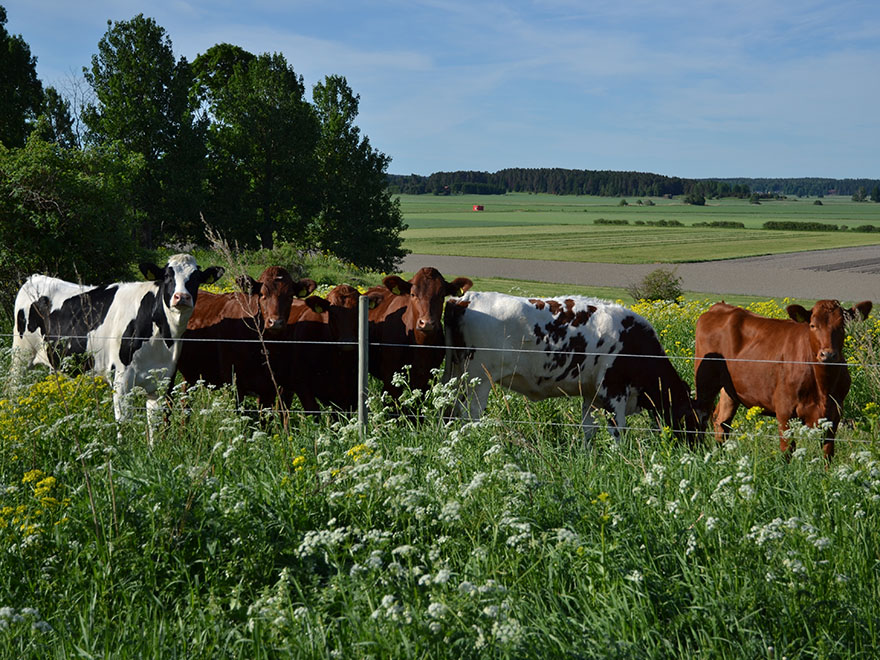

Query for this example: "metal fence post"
[358,295,369,439]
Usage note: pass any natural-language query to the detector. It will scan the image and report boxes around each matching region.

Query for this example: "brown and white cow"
[367,267,473,397]
[694,299,872,459]
[279,285,383,413]
[174,267,316,406]
[443,291,698,443]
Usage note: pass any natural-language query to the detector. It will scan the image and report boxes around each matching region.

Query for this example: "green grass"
[3,298,880,658]
[399,194,880,263]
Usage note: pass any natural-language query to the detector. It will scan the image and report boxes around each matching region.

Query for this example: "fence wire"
[3,328,879,448]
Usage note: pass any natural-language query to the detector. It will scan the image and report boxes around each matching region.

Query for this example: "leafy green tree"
[82,14,206,247]
[0,135,141,312]
[0,6,43,147]
[196,50,319,249]
[871,185,880,203]
[310,74,407,271]
[852,186,867,202]
[31,86,77,149]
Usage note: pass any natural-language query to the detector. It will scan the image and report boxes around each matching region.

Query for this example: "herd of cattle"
[9,253,873,457]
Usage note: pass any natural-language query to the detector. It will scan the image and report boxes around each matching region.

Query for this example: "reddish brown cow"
[175,267,316,406]
[694,299,871,459]
[279,285,384,413]
[367,267,473,397]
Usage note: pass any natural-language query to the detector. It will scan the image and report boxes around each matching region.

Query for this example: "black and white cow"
[11,254,224,435]
[443,291,698,443]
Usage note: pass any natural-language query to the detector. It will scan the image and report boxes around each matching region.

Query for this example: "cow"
[442,291,698,443]
[367,267,473,397]
[694,299,872,459]
[174,267,316,407]
[279,285,384,413]
[10,254,224,436]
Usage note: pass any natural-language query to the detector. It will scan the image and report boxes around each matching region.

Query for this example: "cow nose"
[818,349,838,362]
[417,318,435,332]
[266,318,284,331]
[171,292,193,307]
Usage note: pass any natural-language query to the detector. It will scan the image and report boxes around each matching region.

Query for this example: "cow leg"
[579,399,599,448]
[713,390,739,443]
[693,353,725,432]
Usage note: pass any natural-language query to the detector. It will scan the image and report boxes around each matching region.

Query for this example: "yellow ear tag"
[392,286,401,295]
[315,305,323,314]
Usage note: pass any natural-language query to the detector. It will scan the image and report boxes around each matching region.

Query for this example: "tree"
[0,135,141,312]
[852,186,867,202]
[0,6,43,148]
[310,74,408,271]
[871,185,880,203]
[31,86,77,149]
[82,14,206,247]
[196,50,320,249]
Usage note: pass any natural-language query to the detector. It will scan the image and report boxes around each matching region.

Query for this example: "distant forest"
[388,169,880,198]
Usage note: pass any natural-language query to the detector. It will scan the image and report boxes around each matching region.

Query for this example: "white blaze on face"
[166,253,200,310]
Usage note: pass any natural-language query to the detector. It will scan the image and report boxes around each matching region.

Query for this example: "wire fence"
[4,326,878,450]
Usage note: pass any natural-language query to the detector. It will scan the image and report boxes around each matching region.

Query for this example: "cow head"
[786,299,872,363]
[383,267,473,341]
[140,254,224,313]
[236,268,316,334]
[305,285,382,351]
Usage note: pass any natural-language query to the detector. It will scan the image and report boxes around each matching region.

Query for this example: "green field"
[399,194,880,263]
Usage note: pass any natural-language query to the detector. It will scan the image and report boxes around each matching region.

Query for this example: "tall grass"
[2,298,880,658]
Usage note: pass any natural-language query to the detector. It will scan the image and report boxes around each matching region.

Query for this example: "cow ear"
[139,262,164,281]
[296,278,318,298]
[446,277,473,297]
[367,291,384,309]
[236,274,260,295]
[304,295,327,314]
[846,300,873,322]
[201,266,225,285]
[383,275,411,296]
[786,304,810,323]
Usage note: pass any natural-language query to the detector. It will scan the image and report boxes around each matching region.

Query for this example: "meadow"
[3,289,880,658]
[399,194,880,263]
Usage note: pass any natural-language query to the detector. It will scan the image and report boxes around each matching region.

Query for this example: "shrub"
[692,221,746,229]
[763,221,839,232]
[813,199,823,205]
[626,267,683,302]
[593,218,629,225]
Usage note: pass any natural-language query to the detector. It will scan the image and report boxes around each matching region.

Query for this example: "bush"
[692,221,746,229]
[813,199,823,205]
[593,218,629,225]
[763,221,839,232]
[626,267,683,302]
[645,219,684,227]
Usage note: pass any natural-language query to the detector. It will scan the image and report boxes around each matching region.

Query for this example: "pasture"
[399,193,880,263]
[3,288,880,657]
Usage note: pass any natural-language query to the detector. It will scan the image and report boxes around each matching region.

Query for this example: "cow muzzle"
[171,292,193,308]
[264,318,285,333]
[416,318,437,333]
[817,349,839,363]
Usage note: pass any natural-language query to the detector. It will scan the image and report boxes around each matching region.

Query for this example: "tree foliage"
[0,6,43,148]
[310,75,407,271]
[0,135,141,312]
[196,49,319,250]
[82,14,206,246]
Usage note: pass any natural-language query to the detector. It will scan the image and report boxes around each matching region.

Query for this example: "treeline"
[390,169,880,200]
[717,178,880,198]
[0,8,406,309]
[388,169,751,198]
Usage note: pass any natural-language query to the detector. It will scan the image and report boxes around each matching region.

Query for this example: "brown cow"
[694,299,872,459]
[279,285,383,413]
[367,267,473,397]
[175,267,316,406]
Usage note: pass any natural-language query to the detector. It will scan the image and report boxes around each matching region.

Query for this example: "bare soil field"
[402,245,880,301]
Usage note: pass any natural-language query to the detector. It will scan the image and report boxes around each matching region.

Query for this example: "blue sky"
[5,0,879,178]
